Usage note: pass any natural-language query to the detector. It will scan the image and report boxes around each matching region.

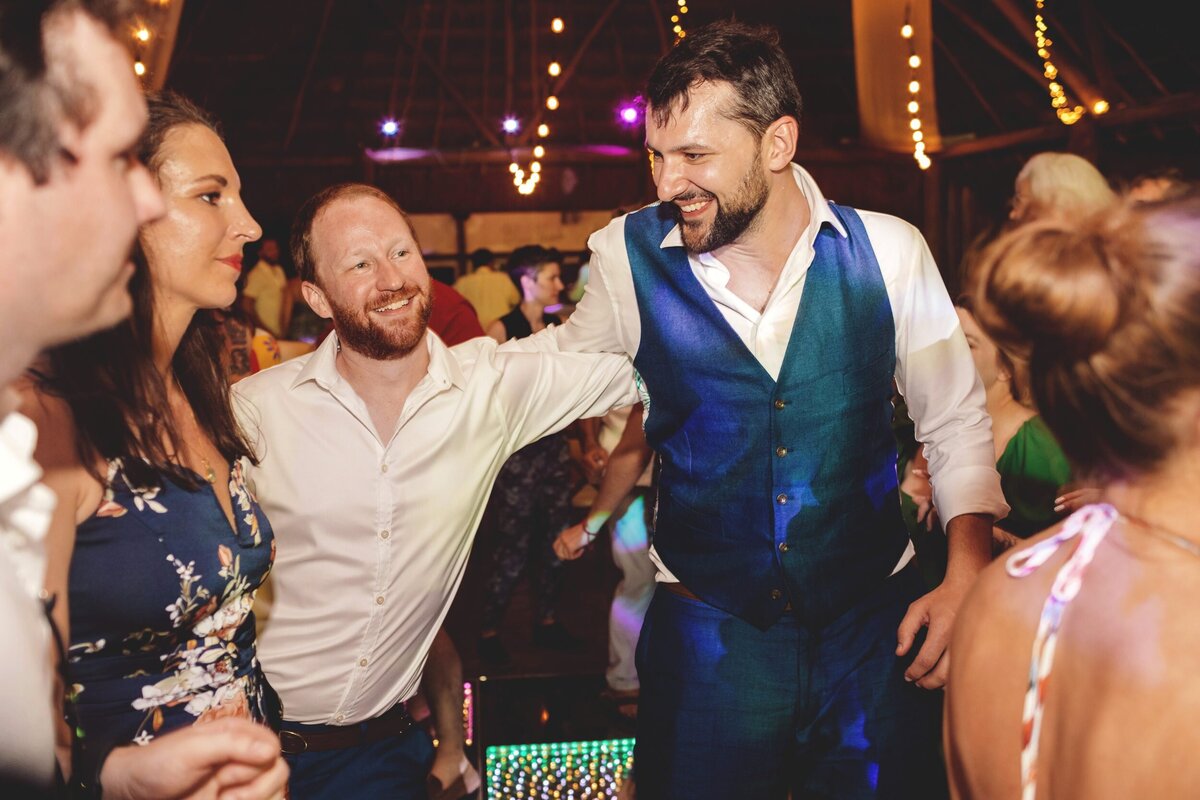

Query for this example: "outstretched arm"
[555,404,652,560]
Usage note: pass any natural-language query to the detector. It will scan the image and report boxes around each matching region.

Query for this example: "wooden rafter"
[522,0,626,145]
[989,0,1105,108]
[934,34,1006,132]
[283,0,335,152]
[937,0,1048,88]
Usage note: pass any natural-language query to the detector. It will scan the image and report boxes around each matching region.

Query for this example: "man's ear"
[762,115,799,172]
[301,280,333,320]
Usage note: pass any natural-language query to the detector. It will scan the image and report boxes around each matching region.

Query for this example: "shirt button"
[376,596,386,605]
[776,493,788,504]
[380,464,389,473]
[359,657,369,667]
[776,446,788,457]
[770,589,783,601]
[774,399,786,410]
[380,529,391,540]
[335,713,345,723]
[778,541,789,553]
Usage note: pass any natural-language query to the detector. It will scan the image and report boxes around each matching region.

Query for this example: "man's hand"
[100,717,288,800]
[895,512,992,690]
[579,446,608,485]
[899,446,938,532]
[553,523,593,561]
[427,748,480,800]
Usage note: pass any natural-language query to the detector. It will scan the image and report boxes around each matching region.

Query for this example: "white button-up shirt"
[234,332,636,724]
[513,164,1008,581]
[0,399,58,789]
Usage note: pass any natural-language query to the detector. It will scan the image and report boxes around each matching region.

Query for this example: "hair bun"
[973,218,1127,367]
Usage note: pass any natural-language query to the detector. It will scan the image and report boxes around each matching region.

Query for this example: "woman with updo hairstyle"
[945,191,1200,799]
[19,91,285,795]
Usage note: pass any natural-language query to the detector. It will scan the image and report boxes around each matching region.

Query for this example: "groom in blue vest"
[521,20,1008,799]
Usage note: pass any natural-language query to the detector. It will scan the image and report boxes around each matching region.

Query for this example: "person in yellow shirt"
[452,247,519,328]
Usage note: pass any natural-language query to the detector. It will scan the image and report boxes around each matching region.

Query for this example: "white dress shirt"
[0,400,58,789]
[513,164,1009,582]
[234,332,636,724]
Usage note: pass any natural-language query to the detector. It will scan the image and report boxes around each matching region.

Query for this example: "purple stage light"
[380,119,400,136]
[502,116,521,134]
[619,105,640,125]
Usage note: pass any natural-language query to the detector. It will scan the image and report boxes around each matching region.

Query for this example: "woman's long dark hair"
[33,91,255,489]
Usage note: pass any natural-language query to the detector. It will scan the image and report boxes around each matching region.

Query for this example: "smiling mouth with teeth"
[678,197,713,214]
[373,297,412,312]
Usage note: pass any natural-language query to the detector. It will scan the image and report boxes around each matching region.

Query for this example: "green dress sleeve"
[996,416,1073,538]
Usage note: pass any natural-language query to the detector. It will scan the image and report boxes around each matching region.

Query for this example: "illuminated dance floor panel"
[485,738,635,798]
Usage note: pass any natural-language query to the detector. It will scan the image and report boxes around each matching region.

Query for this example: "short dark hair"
[469,247,495,269]
[0,0,129,183]
[506,244,560,285]
[644,19,802,140]
[290,183,417,284]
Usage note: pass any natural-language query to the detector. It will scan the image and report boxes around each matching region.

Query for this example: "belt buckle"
[279,729,308,754]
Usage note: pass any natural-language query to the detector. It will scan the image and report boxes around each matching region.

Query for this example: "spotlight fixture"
[502,116,520,134]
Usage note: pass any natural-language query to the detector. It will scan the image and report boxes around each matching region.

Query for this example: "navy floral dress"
[66,457,275,783]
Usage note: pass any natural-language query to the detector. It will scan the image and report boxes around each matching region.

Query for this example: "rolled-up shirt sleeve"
[889,220,1009,525]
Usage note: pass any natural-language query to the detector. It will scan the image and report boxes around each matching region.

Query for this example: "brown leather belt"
[660,581,703,601]
[661,581,792,612]
[279,702,415,754]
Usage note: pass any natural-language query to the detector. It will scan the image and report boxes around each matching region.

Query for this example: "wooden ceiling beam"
[988,0,1106,108]
[283,0,335,153]
[937,90,1200,157]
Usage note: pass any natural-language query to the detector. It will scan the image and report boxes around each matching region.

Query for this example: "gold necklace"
[173,379,216,484]
[199,455,216,485]
[1119,512,1200,559]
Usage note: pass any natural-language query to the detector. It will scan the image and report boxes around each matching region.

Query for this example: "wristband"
[581,519,602,541]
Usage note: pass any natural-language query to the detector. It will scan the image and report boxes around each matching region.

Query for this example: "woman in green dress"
[955,296,1074,551]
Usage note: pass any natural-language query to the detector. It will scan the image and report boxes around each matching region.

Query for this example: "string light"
[902,6,931,170]
[133,60,146,76]
[1032,0,1105,125]
[668,0,690,42]
[513,13,570,195]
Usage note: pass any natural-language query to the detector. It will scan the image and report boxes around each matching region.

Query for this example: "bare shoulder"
[13,376,79,471]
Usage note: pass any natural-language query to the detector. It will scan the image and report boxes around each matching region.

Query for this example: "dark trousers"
[633,564,946,800]
[281,721,434,800]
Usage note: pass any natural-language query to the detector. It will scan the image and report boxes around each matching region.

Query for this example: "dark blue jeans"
[281,721,434,800]
[633,564,946,800]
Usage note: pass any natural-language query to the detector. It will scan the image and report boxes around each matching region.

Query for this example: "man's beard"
[671,153,770,254]
[327,285,432,360]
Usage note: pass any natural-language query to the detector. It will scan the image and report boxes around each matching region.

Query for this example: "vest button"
[776,446,788,457]
[776,493,788,504]
[770,589,783,601]
[778,541,789,553]
[774,399,786,410]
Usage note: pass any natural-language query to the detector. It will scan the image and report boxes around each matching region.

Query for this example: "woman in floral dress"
[20,91,281,795]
